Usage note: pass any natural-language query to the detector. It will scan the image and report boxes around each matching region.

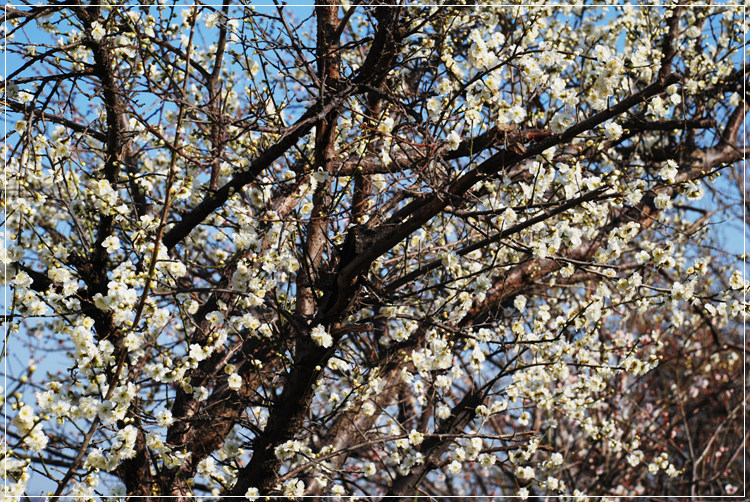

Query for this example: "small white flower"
[627,450,643,466]
[189,343,208,362]
[550,110,575,132]
[546,476,560,491]
[98,400,116,424]
[728,92,740,107]
[518,411,531,426]
[437,404,451,420]
[686,25,702,38]
[657,160,679,183]
[249,60,261,77]
[16,91,33,104]
[204,12,221,29]
[362,401,376,416]
[475,404,490,418]
[508,105,527,124]
[447,460,462,474]
[90,22,106,42]
[670,281,694,301]
[434,374,451,390]
[635,250,650,264]
[156,409,175,427]
[205,311,225,328]
[408,430,424,446]
[312,168,328,184]
[603,121,623,140]
[193,386,209,401]
[516,465,535,481]
[310,324,333,348]
[363,461,376,477]
[427,97,442,121]
[13,271,33,289]
[15,404,35,428]
[514,295,527,312]
[682,180,704,200]
[478,453,496,467]
[123,332,144,351]
[729,270,746,290]
[245,487,259,501]
[654,193,672,210]
[227,373,243,390]
[647,95,668,117]
[560,264,575,278]
[282,478,305,498]
[490,399,508,413]
[445,130,461,151]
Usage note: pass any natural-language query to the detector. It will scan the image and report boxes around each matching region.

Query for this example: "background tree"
[2,1,747,500]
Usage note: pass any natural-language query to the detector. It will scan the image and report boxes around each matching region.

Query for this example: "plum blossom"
[310,324,333,348]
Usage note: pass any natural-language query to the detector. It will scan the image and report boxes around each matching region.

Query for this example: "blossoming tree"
[2,1,747,500]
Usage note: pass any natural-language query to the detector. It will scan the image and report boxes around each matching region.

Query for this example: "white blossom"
[90,22,106,42]
[310,324,333,348]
